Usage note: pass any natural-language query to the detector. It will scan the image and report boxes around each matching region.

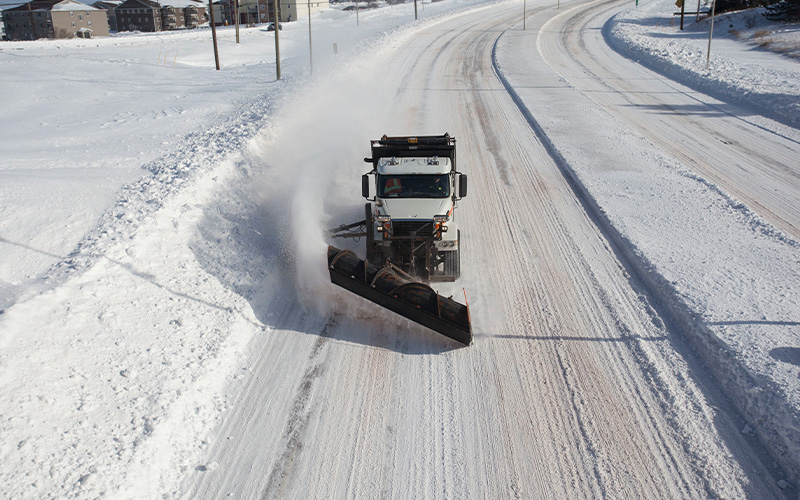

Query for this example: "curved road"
[181,2,788,498]
[538,0,800,239]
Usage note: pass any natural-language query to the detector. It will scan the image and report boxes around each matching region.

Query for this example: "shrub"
[764,0,800,21]
[714,0,772,13]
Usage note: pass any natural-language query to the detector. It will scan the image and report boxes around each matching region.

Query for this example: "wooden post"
[273,0,281,80]
[208,0,220,70]
[706,0,716,69]
[308,0,313,75]
[235,0,240,43]
[27,2,37,40]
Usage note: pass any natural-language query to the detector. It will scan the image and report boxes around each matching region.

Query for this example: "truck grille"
[392,220,433,237]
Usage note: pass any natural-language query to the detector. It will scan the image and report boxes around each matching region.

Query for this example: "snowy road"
[2,0,796,498]
[539,0,800,240]
[179,2,786,498]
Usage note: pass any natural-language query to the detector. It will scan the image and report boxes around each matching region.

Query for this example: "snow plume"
[246,57,394,318]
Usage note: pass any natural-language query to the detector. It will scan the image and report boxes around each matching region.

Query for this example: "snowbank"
[607,1,800,128]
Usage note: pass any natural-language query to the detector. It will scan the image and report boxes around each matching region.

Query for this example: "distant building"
[268,0,329,23]
[115,0,205,32]
[114,0,161,31]
[234,0,258,25]
[91,0,121,32]
[2,0,110,40]
[234,0,328,25]
[209,0,232,26]
[161,0,205,29]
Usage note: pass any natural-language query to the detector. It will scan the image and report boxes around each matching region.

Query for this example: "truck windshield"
[378,174,450,198]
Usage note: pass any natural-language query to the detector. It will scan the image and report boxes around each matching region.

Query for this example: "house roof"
[52,0,101,10]
[6,0,101,11]
[0,2,26,11]
[91,0,122,7]
[115,0,160,9]
[160,0,202,7]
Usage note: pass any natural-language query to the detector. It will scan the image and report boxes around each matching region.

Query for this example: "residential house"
[160,0,205,30]
[209,0,232,26]
[114,0,206,32]
[91,0,122,32]
[182,0,205,28]
[267,0,328,23]
[2,0,110,40]
[234,0,261,25]
[114,0,161,31]
[234,0,328,25]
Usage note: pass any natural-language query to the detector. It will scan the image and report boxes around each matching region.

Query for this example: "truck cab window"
[378,174,450,198]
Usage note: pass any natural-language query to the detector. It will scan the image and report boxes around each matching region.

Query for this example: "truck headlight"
[375,215,391,222]
[434,214,449,222]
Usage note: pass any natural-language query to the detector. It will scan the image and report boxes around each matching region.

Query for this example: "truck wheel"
[365,203,379,264]
[444,230,461,279]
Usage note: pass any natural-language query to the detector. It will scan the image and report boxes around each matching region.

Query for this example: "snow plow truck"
[327,134,472,345]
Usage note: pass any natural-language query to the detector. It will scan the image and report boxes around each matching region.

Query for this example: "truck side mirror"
[458,174,467,198]
[362,174,370,199]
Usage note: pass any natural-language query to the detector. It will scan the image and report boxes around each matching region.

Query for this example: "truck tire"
[444,230,461,279]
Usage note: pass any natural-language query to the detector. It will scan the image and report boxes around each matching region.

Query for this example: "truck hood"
[379,198,452,219]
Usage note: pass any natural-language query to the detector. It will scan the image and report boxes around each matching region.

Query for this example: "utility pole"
[235,0,240,43]
[706,0,716,69]
[27,2,37,40]
[523,0,526,30]
[308,0,313,75]
[414,0,418,20]
[208,0,220,70]
[356,0,359,26]
[273,0,281,80]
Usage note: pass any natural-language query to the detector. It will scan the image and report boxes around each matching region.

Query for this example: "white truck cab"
[361,135,467,281]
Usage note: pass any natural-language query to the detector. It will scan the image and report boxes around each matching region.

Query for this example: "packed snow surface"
[1,0,799,498]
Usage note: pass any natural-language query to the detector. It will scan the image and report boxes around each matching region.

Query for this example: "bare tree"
[55,27,73,39]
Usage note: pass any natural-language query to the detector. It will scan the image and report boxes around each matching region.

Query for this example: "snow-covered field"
[1,0,799,497]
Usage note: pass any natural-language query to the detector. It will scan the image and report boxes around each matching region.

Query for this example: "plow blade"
[327,246,472,345]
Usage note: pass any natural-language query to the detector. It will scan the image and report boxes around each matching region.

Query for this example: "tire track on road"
[261,316,338,499]
[491,6,796,493]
